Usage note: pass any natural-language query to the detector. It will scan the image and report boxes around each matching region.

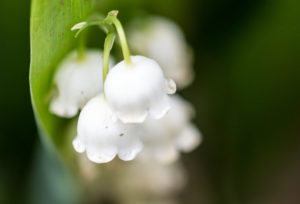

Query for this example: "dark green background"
[1,0,300,203]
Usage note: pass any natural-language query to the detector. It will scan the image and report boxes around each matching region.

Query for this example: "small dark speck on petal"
[120,133,124,136]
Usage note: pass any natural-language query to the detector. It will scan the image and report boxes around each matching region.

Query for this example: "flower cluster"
[49,11,201,165]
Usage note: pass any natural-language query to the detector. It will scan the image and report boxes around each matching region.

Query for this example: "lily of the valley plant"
[49,10,201,164]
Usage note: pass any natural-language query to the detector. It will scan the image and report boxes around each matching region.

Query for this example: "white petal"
[176,124,202,152]
[72,136,85,153]
[117,124,144,161]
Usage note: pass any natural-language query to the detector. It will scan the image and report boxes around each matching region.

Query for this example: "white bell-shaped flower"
[128,16,194,89]
[73,94,143,163]
[50,50,113,118]
[104,55,176,123]
[138,95,202,164]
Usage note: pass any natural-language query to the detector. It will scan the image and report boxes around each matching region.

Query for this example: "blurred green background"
[1,0,300,203]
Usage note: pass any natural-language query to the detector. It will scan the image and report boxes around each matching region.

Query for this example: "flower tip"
[118,111,148,124]
[49,99,78,118]
[119,145,143,161]
[176,125,202,152]
[166,78,176,94]
[71,22,87,31]
[73,137,85,153]
[109,10,119,17]
[150,104,170,120]
[87,152,116,164]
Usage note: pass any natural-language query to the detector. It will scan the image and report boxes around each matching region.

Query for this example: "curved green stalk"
[72,10,132,65]
[73,20,105,38]
[103,27,116,86]
[105,11,132,65]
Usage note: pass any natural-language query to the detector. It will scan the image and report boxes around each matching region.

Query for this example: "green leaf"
[30,0,94,157]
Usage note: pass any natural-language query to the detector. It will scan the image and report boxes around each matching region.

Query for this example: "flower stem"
[103,27,115,86]
[105,11,132,65]
[72,11,132,65]
[77,32,86,61]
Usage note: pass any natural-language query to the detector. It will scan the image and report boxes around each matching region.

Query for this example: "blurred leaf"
[26,144,81,204]
[30,0,94,157]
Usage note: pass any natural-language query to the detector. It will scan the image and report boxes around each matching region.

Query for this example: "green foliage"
[30,0,94,156]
